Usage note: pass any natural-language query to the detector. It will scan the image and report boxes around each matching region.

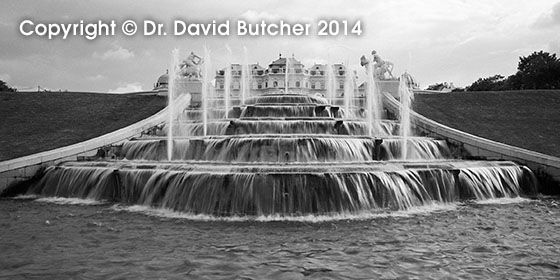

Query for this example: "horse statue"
[360,50,394,80]
[178,51,204,79]
[372,50,394,79]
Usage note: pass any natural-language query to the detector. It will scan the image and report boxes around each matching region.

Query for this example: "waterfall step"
[122,134,449,162]
[170,119,400,124]
[65,159,518,173]
[131,134,423,140]
[26,159,534,216]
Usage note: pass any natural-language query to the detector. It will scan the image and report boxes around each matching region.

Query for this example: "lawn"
[0,92,167,161]
[413,90,560,158]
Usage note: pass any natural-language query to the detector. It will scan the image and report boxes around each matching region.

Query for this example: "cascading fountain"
[10,48,537,218]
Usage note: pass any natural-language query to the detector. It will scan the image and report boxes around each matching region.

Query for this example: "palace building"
[152,53,380,99]
[214,54,353,97]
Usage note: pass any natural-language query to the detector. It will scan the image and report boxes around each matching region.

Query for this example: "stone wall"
[383,93,560,193]
[0,107,168,194]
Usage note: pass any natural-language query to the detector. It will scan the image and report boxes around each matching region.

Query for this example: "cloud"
[3,0,560,92]
[533,2,560,28]
[87,74,106,81]
[238,9,314,23]
[93,45,134,60]
[0,73,11,82]
[108,82,144,93]
[240,10,281,21]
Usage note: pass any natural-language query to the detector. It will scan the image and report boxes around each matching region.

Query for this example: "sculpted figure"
[401,72,417,88]
[371,50,394,79]
[179,51,204,79]
[361,50,394,79]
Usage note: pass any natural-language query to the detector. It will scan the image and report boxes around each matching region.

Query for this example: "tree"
[515,50,560,89]
[0,80,16,92]
[426,83,445,91]
[426,82,459,91]
[503,72,523,90]
[466,50,560,91]
[466,74,506,91]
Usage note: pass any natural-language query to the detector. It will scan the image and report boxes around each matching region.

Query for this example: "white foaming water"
[111,202,458,223]
[256,203,459,222]
[35,197,107,205]
[13,194,39,200]
[475,196,531,205]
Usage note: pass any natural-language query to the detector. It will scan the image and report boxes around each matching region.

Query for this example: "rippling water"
[1,197,559,279]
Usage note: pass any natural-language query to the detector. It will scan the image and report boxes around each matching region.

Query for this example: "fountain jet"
[224,45,232,118]
[365,62,382,136]
[399,72,415,159]
[202,46,212,136]
[167,49,180,160]
[241,46,251,105]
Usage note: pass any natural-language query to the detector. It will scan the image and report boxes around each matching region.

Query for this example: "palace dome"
[157,72,168,85]
[154,71,169,89]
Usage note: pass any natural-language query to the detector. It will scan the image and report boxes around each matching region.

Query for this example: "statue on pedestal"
[179,51,204,79]
[401,72,417,88]
[360,50,394,80]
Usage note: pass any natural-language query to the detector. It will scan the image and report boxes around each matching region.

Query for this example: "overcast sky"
[2,0,560,92]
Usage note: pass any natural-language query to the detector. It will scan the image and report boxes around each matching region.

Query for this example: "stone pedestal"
[377,79,399,98]
[174,78,202,107]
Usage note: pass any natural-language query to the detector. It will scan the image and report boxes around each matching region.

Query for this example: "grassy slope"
[414,90,560,158]
[0,92,167,161]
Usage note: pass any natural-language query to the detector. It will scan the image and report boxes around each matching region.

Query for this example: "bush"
[466,75,505,91]
[0,80,16,92]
